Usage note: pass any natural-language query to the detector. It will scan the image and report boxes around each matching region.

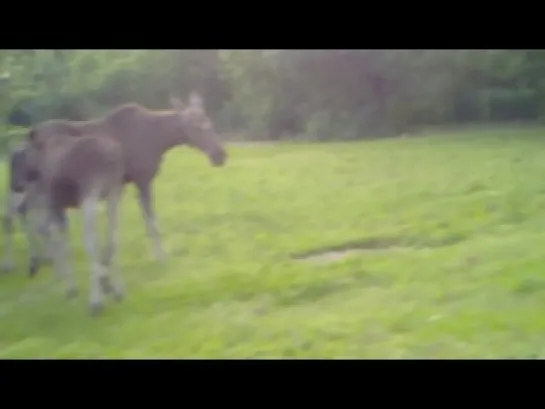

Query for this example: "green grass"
[3,127,545,358]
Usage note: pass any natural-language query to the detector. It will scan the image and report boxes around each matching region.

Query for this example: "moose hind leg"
[82,195,108,316]
[2,191,25,272]
[49,208,77,297]
[21,205,48,278]
[21,213,42,277]
[100,187,125,302]
[137,183,166,261]
[2,211,15,272]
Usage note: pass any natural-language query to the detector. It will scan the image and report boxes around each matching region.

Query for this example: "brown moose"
[26,92,227,273]
[25,129,126,315]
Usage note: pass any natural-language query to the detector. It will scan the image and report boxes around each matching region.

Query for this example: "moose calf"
[26,129,126,316]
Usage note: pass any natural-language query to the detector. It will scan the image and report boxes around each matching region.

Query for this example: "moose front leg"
[81,196,108,316]
[137,182,166,262]
[2,191,28,272]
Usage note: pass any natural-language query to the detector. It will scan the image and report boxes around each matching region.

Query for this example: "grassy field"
[2,127,545,358]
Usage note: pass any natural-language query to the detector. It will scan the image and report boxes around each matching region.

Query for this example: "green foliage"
[2,49,545,144]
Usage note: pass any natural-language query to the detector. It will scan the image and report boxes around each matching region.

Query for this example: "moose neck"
[155,111,190,154]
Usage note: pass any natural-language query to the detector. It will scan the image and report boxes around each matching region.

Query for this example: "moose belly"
[50,180,80,209]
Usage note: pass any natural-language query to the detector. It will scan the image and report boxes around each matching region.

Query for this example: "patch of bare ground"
[291,235,466,264]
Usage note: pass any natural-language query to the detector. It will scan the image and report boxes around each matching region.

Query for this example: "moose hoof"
[99,276,125,302]
[66,287,79,299]
[89,302,104,317]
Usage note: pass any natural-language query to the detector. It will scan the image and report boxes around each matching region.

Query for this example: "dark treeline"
[1,50,544,144]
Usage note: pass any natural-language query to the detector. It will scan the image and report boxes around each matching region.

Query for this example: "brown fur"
[2,142,52,275]
[25,131,126,316]
[28,134,124,210]
[28,93,227,262]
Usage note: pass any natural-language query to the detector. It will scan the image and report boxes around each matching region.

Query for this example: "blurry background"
[1,50,543,146]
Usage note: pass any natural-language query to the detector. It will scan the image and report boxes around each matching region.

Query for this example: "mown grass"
[2,127,545,357]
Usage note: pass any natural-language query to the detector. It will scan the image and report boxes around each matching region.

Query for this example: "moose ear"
[188,91,204,108]
[169,95,185,111]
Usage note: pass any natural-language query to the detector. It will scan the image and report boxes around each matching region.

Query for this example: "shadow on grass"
[291,234,467,263]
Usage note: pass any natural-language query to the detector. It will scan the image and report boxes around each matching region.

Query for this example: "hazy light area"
[0,50,543,358]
